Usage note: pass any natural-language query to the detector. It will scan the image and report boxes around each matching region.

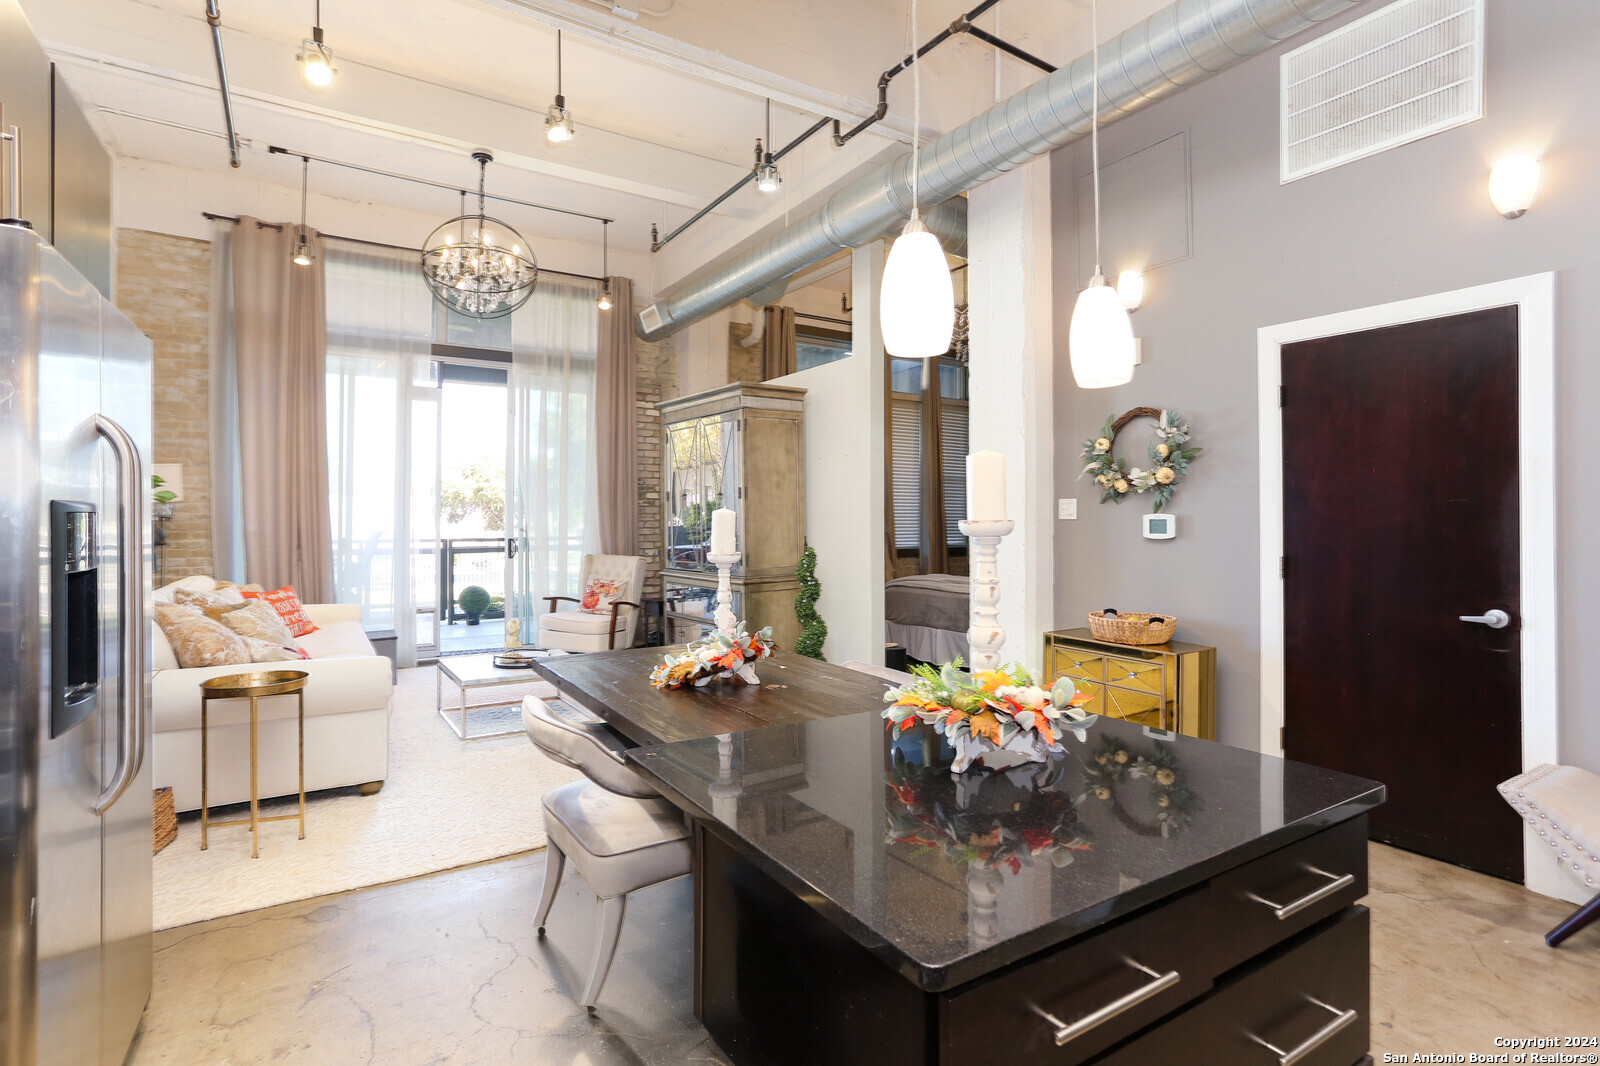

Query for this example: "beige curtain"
[596,276,638,556]
[230,217,333,600]
[762,305,797,380]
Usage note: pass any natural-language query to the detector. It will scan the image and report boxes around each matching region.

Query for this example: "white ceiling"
[21,0,1166,257]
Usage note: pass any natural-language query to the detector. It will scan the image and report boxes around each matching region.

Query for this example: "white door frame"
[1256,273,1566,900]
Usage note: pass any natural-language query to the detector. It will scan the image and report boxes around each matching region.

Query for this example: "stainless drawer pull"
[1029,959,1180,1047]
[1245,866,1355,920]
[1247,996,1359,1066]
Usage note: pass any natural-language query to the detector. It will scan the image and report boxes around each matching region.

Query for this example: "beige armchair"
[536,554,648,653]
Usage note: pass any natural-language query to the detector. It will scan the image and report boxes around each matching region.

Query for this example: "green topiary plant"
[458,585,492,625]
[794,545,827,660]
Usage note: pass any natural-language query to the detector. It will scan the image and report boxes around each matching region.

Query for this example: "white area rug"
[153,665,582,930]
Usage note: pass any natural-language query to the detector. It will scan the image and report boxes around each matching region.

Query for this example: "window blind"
[939,403,968,547]
[890,397,923,550]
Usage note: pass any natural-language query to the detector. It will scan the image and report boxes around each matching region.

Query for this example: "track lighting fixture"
[545,31,575,143]
[755,100,782,193]
[298,1,336,88]
[597,221,613,310]
[292,156,315,266]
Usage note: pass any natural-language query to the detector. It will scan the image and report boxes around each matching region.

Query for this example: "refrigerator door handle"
[92,414,146,815]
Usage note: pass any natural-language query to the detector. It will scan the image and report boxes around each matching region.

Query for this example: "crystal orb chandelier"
[421,151,538,320]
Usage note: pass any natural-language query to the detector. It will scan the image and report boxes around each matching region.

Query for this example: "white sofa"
[152,598,395,813]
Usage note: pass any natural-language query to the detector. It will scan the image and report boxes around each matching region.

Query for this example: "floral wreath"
[1080,735,1198,838]
[1080,407,1201,512]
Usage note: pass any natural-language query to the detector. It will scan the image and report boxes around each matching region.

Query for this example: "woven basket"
[1087,610,1178,646]
[153,786,177,854]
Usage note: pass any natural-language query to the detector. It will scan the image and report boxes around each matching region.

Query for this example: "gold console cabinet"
[1043,628,1217,740]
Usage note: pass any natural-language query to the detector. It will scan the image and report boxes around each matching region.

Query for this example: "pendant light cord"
[910,0,921,221]
[1091,0,1102,277]
[556,30,563,98]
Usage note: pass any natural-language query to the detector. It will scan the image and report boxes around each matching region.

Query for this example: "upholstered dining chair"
[521,695,691,1010]
[842,659,914,685]
[1498,764,1600,947]
[536,554,648,653]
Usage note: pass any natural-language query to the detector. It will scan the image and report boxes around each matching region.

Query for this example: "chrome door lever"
[1458,609,1510,629]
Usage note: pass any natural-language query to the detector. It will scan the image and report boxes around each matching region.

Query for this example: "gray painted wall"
[1049,0,1598,767]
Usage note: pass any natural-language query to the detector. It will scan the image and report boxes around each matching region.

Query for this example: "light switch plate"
[1058,498,1077,520]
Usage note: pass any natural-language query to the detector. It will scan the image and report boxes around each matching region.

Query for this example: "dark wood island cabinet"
[628,712,1384,1066]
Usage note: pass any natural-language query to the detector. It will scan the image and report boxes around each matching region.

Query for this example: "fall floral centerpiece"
[885,753,1093,874]
[881,659,1095,773]
[649,623,776,689]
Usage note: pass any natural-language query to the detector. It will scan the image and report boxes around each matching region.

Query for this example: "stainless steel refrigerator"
[1,219,154,1064]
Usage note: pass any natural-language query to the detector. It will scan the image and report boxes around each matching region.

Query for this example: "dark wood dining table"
[529,644,894,745]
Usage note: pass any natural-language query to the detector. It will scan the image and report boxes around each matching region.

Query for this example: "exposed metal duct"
[637,0,1367,341]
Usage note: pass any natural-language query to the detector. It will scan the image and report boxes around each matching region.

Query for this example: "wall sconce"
[1116,269,1145,312]
[1489,154,1543,219]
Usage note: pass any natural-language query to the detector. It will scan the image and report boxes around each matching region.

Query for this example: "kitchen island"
[627,710,1383,1066]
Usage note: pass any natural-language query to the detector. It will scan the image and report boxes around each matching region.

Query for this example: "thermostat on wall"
[1143,513,1177,540]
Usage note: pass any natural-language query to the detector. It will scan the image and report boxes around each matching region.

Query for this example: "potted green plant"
[151,474,177,519]
[458,585,492,626]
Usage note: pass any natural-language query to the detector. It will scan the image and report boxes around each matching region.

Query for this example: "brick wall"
[115,229,215,582]
[635,334,677,617]
[728,320,762,383]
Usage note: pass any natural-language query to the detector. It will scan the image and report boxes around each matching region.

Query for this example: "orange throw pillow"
[242,585,319,637]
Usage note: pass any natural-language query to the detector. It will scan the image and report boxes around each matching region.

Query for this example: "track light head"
[545,96,575,143]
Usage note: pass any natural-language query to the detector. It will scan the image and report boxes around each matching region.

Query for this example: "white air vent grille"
[638,303,664,334]
[1281,0,1483,183]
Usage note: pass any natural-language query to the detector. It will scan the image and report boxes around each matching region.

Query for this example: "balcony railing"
[440,538,509,623]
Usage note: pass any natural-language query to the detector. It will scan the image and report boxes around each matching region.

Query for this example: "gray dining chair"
[521,696,691,1011]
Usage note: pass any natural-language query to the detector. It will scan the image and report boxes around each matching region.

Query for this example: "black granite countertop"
[627,711,1384,992]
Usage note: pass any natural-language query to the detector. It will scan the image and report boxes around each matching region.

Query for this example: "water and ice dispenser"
[50,500,99,737]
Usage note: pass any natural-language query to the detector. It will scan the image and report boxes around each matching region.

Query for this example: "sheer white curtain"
[324,244,434,667]
[509,274,601,637]
[208,219,246,580]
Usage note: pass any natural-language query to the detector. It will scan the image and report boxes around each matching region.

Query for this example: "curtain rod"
[199,212,607,283]
[795,311,852,326]
[265,145,614,224]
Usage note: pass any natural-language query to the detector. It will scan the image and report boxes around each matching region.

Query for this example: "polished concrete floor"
[129,844,1599,1066]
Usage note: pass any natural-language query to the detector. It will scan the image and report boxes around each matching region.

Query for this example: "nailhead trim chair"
[536,554,648,653]
[1497,763,1600,947]
[522,695,691,1010]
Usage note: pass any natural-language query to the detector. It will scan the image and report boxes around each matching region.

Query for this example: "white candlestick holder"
[958,518,1014,672]
[705,551,741,638]
[704,551,760,685]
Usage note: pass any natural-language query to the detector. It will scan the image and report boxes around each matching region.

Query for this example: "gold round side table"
[198,670,309,858]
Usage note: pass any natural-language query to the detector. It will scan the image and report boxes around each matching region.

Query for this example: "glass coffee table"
[435,650,567,740]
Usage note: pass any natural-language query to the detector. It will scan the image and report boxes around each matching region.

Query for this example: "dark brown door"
[1282,306,1523,880]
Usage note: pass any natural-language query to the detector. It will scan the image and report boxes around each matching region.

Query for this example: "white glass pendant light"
[1068,0,1135,389]
[545,31,575,143]
[298,1,336,88]
[291,156,315,266]
[879,0,955,359]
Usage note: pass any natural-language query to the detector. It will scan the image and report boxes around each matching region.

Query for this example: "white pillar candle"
[710,507,738,555]
[966,451,1007,522]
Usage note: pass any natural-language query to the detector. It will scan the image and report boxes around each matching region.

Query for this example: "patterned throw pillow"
[244,638,311,663]
[221,599,298,646]
[153,603,252,669]
[579,578,624,615]
[242,585,319,637]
